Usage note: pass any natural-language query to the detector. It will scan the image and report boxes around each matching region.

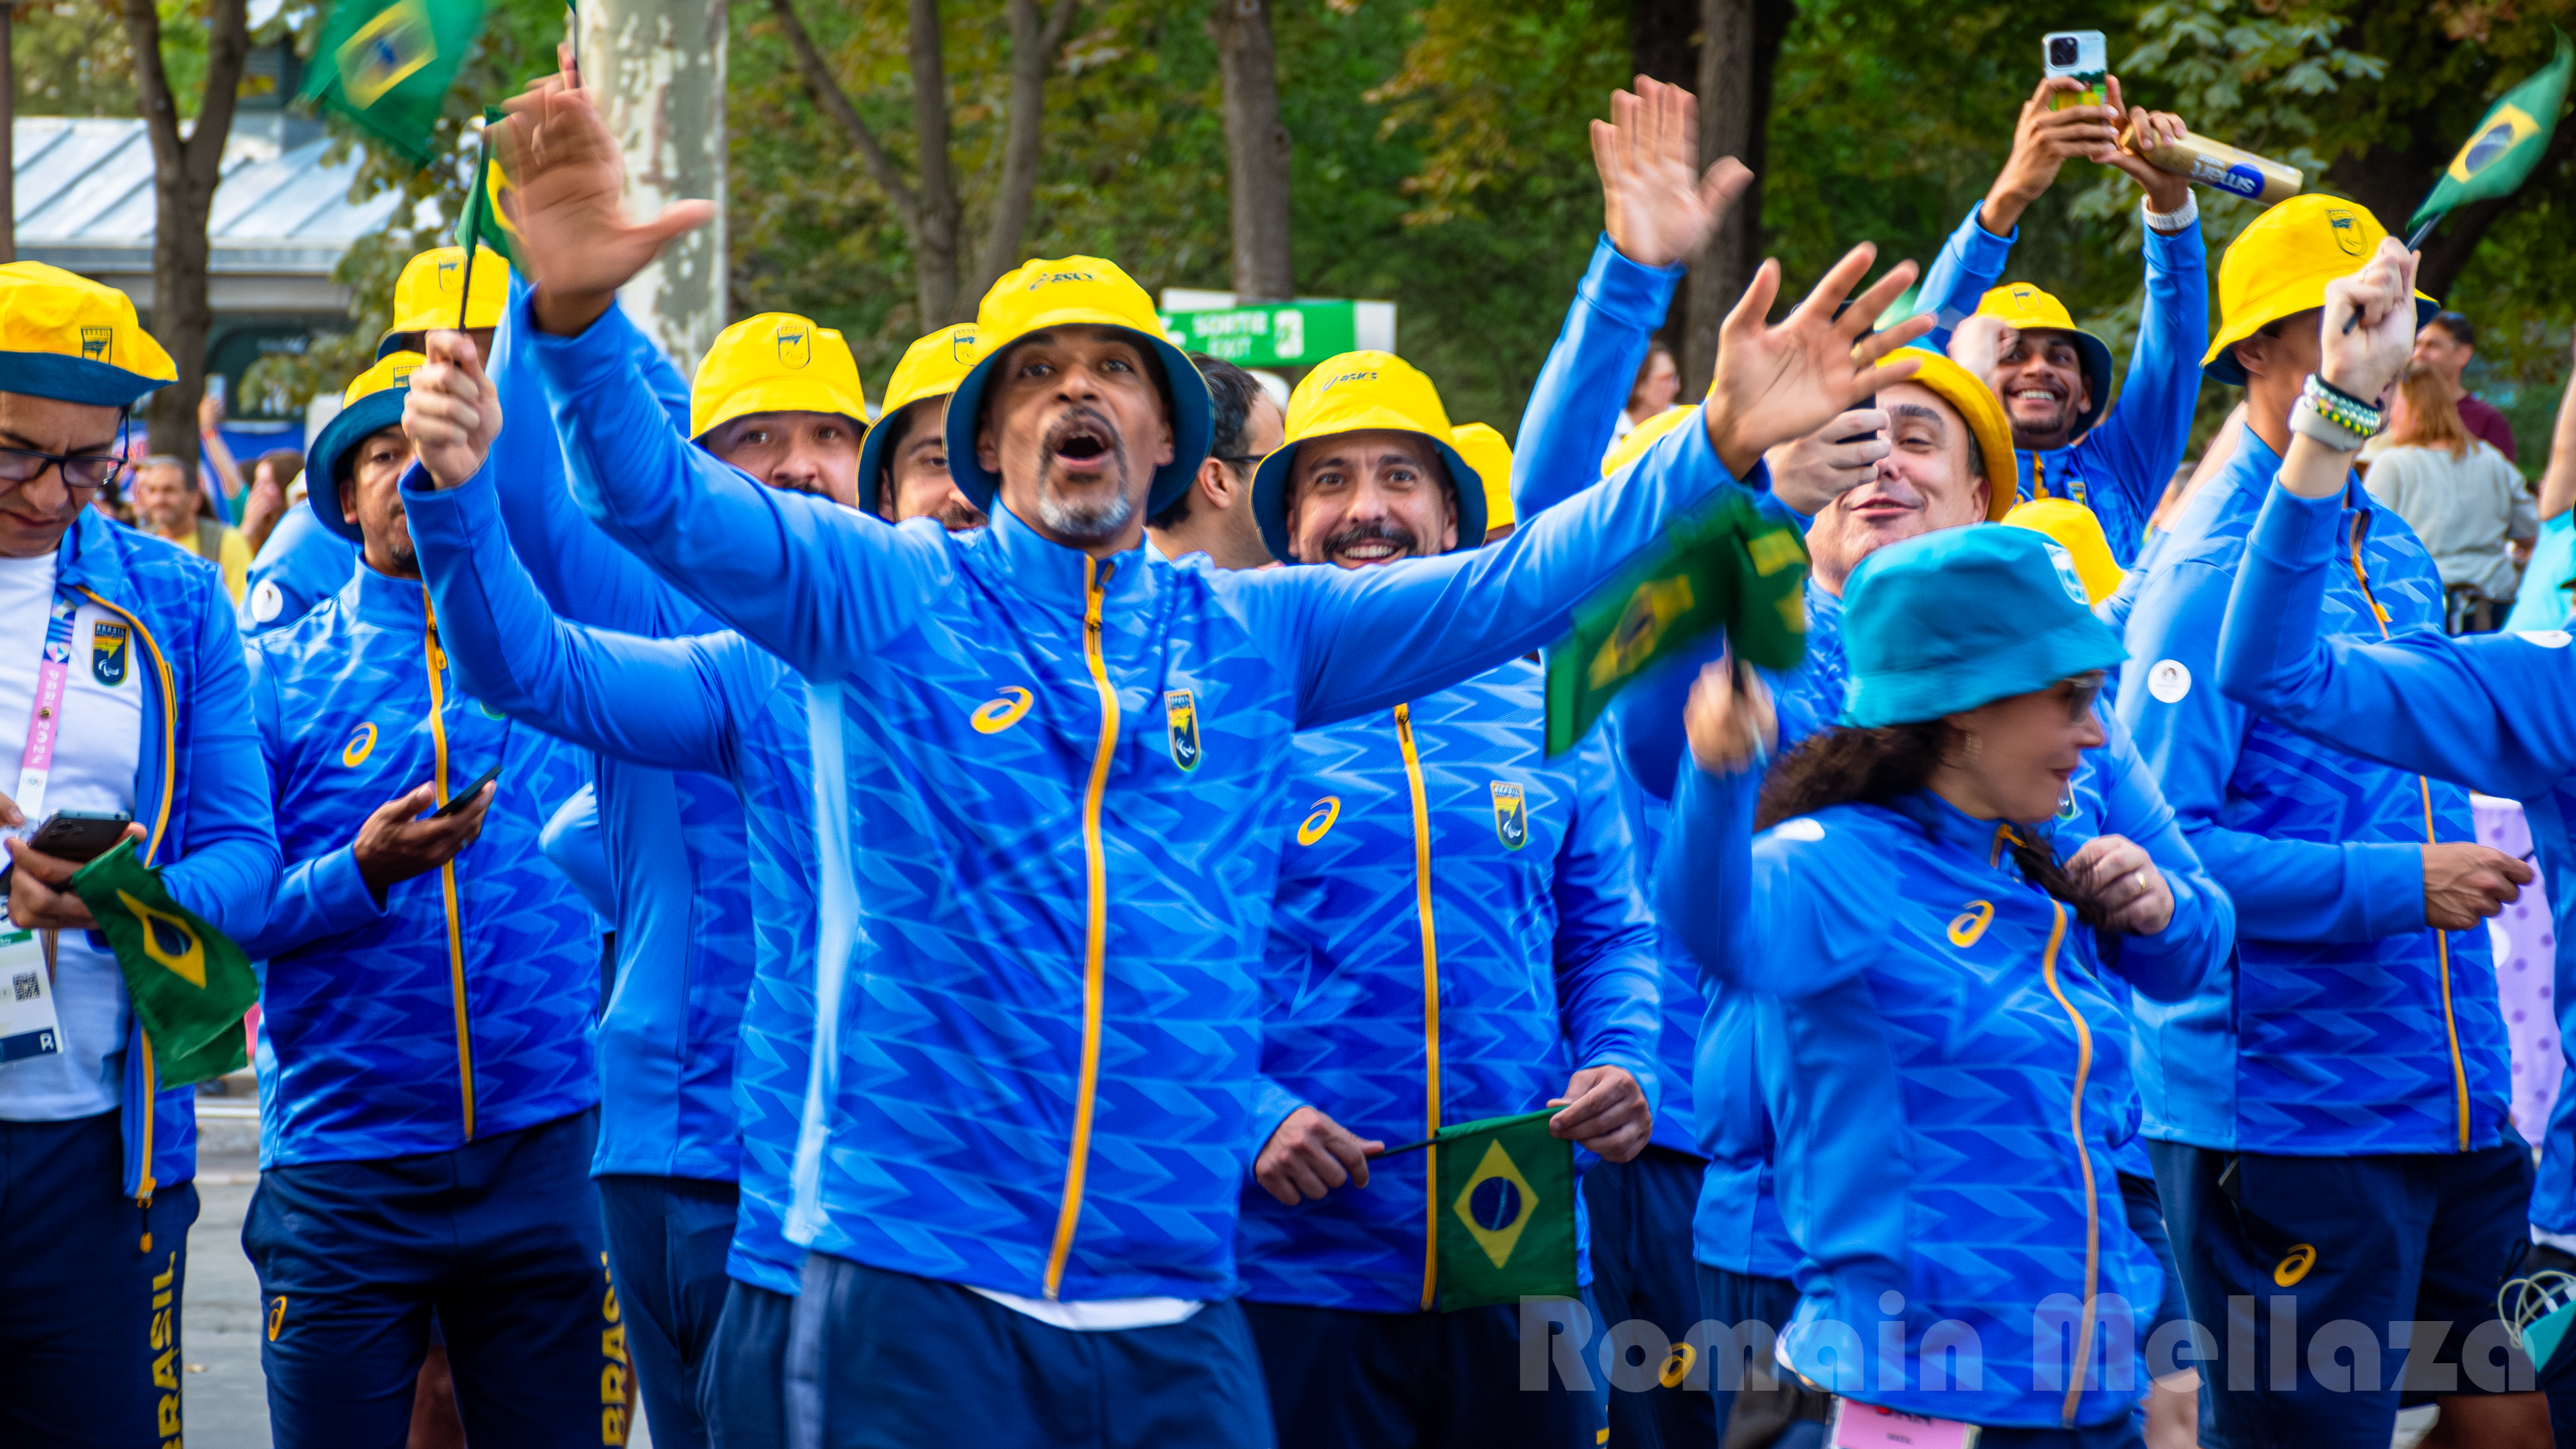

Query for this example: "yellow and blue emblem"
[337,0,437,109]
[1164,689,1201,772]
[90,621,128,687]
[1455,1138,1539,1268]
[1490,781,1528,850]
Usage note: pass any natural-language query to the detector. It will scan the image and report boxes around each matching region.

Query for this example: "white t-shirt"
[0,549,146,1119]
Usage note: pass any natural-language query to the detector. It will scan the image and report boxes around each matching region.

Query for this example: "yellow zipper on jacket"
[76,587,175,1208]
[1394,703,1443,1310]
[422,590,476,1142]
[1044,556,1119,1300]
[2032,454,2048,500]
[2032,897,2098,1427]
[2348,517,2470,1151]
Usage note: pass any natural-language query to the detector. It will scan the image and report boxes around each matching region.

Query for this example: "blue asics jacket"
[2219,479,2576,1227]
[20,507,280,1198]
[2119,425,2507,1156]
[1235,660,1662,1313]
[240,503,359,635]
[241,560,598,1167]
[403,461,818,1295]
[481,283,760,1188]
[528,292,1739,1304]
[1911,203,2208,568]
[1668,768,2206,1429]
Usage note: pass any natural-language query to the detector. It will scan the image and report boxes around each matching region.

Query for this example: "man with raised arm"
[489,70,1926,1445]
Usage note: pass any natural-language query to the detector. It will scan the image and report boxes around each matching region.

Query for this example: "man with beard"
[488,67,1929,1445]
[862,322,988,529]
[1912,73,2207,569]
[1230,350,1661,1448]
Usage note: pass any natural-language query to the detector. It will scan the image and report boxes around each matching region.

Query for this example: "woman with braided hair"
[1661,524,2233,1446]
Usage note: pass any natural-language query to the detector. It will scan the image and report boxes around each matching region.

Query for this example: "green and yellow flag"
[71,839,258,1088]
[1387,1106,1580,1312]
[1543,488,1807,757]
[455,106,526,270]
[301,0,487,167]
[2411,29,2574,233]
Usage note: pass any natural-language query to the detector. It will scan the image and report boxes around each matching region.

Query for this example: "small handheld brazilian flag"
[71,839,258,1088]
[1384,1106,1579,1312]
[301,0,487,167]
[455,106,525,271]
[1543,488,1808,757]
[2410,29,2573,233]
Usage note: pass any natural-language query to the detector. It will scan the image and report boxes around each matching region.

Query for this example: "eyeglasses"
[2060,671,2107,723]
[0,445,131,493]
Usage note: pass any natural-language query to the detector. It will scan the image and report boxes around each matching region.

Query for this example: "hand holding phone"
[25,809,136,864]
[432,766,502,820]
[2043,30,2107,109]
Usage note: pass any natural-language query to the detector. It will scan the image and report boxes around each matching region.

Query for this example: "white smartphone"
[2042,30,2107,110]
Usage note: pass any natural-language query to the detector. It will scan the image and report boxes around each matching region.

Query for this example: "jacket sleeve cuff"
[1247,1078,1307,1165]
[1576,232,1686,331]
[2142,215,2208,270]
[2354,842,2428,937]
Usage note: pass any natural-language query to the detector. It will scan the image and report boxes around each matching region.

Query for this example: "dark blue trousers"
[786,1253,1274,1448]
[245,1107,613,1449]
[1584,1145,1720,1449]
[1697,1262,1801,1442]
[0,1111,199,1448]
[1241,1292,1609,1448]
[703,1277,793,1448]
[598,1173,737,1449]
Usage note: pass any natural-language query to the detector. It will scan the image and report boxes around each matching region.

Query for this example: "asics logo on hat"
[777,327,811,368]
[2327,209,2362,256]
[1024,270,1098,289]
[80,326,110,361]
[1324,369,1380,389]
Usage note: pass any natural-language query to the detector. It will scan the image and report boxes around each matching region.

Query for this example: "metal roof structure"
[14,113,402,314]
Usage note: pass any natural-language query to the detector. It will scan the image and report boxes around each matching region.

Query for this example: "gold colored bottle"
[2119,127,2304,206]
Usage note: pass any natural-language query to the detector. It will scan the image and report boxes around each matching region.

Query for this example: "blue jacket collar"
[1885,786,2022,866]
[336,557,430,631]
[2216,421,2366,514]
[52,505,131,599]
[989,498,1151,612]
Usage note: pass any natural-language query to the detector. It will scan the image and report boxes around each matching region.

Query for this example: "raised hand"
[2100,76,2193,215]
[1982,76,2123,234]
[403,330,504,490]
[1684,658,1777,775]
[1947,313,2018,394]
[1765,407,1890,516]
[1592,76,1753,270]
[2318,237,2421,405]
[1701,244,1933,475]
[495,71,714,336]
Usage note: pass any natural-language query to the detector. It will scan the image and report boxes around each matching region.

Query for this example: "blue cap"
[1840,524,2126,727]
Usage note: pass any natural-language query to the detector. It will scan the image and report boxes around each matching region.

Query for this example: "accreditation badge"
[0,928,64,1067]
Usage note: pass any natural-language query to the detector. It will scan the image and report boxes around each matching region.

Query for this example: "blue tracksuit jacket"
[2218,479,2576,1227]
[481,287,756,1189]
[403,461,818,1296]
[1665,767,2205,1428]
[240,503,358,636]
[529,292,1739,1304]
[15,508,281,1198]
[1508,232,1704,1156]
[242,560,598,1167]
[1235,660,1662,1313]
[1911,203,2208,567]
[2118,424,2507,1156]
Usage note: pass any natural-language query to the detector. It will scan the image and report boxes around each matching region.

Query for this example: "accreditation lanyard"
[10,594,80,835]
[0,593,76,1066]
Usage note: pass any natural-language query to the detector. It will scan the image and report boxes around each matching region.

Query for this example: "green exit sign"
[1157,296,1395,367]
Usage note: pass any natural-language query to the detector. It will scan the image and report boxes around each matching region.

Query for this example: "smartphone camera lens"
[2047,36,2079,66]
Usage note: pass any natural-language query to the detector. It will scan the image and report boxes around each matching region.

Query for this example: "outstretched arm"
[1548,726,1665,1131]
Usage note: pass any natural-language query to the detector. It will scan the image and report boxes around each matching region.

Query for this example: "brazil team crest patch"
[90,622,129,686]
[1490,781,1528,850]
[1164,689,1201,772]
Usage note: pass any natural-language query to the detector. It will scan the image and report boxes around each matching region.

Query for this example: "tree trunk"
[1680,0,1791,399]
[124,0,250,457]
[907,0,963,325]
[1212,0,1292,302]
[975,0,1080,298]
[581,0,729,372]
[1630,0,1698,92]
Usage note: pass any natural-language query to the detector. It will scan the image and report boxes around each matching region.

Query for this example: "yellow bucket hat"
[2203,194,2437,385]
[690,312,869,441]
[1601,404,1699,479]
[944,256,1212,515]
[1886,350,2017,523]
[0,261,176,407]
[309,351,424,544]
[858,323,981,518]
[1974,282,2113,434]
[377,246,510,358]
[2003,498,2122,603]
[1249,350,1486,561]
[1449,422,1516,531]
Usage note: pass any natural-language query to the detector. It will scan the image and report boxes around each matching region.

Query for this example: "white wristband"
[2288,396,2369,452]
[2142,191,2199,234]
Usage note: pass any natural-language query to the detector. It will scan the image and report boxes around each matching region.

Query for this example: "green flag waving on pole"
[1385,1106,1580,1312]
[455,106,525,271]
[71,839,258,1088]
[2410,29,2574,233]
[1543,488,1807,758]
[301,0,487,167]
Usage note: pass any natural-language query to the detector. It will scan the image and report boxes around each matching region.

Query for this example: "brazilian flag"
[1543,488,1807,757]
[301,0,487,167]
[455,106,525,270]
[1388,1106,1580,1312]
[71,839,258,1088]
[2411,29,2574,233]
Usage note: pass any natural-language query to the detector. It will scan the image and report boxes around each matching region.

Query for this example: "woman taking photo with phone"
[1662,526,2226,1446]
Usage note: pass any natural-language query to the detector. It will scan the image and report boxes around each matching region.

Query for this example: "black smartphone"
[27,809,133,863]
[431,766,501,820]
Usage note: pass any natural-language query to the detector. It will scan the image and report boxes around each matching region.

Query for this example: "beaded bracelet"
[2300,373,2383,437]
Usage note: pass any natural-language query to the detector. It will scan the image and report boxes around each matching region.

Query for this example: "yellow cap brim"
[690,378,869,441]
